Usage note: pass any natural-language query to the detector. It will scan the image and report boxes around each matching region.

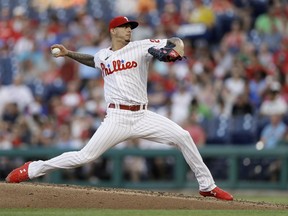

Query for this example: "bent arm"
[51,44,95,68]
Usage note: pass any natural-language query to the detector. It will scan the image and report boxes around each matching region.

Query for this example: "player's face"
[114,24,132,43]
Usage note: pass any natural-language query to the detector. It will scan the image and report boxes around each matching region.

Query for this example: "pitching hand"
[50,44,69,57]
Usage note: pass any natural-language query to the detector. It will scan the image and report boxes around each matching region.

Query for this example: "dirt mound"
[1,182,287,210]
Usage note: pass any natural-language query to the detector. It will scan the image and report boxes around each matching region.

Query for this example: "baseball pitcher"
[6,16,233,201]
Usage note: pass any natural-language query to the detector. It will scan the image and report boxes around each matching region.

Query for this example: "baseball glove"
[148,39,185,62]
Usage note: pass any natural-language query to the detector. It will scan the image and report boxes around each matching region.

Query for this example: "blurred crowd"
[1,0,288,183]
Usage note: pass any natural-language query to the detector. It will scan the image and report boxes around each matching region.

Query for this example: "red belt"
[108,103,146,111]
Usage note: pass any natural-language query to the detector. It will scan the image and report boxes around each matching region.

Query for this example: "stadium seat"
[202,116,231,145]
[229,114,257,145]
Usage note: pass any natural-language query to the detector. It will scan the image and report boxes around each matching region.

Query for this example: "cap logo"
[124,17,128,21]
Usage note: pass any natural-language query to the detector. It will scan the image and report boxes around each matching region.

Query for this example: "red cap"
[109,16,138,31]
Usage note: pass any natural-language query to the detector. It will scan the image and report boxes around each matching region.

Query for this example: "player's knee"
[78,150,96,164]
[169,130,192,149]
[181,129,191,139]
[178,130,193,144]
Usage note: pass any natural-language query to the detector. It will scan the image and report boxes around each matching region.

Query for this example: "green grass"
[233,190,287,205]
[235,195,288,205]
[0,209,287,216]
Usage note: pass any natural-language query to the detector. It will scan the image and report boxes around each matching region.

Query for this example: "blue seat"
[229,114,257,145]
[202,116,231,145]
[239,157,273,181]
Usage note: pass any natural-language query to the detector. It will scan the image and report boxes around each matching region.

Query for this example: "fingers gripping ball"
[51,47,61,56]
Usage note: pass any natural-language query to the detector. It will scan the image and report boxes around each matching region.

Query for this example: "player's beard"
[125,33,131,43]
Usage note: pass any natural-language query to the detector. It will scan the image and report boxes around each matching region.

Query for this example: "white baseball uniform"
[28,39,216,191]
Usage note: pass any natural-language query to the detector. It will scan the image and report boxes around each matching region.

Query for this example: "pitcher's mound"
[0,182,287,210]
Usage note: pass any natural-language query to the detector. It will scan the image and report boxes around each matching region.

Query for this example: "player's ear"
[110,28,116,35]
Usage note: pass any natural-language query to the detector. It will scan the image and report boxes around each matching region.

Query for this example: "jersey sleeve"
[141,39,167,52]
[93,52,101,69]
[140,39,167,59]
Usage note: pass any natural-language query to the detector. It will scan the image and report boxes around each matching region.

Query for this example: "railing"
[1,146,288,189]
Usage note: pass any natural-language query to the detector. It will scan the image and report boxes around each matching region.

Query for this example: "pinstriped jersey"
[94,39,167,105]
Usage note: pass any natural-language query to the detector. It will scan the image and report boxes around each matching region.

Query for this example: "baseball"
[51,47,61,55]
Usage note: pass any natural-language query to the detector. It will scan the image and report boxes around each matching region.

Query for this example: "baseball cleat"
[199,186,233,201]
[5,162,32,183]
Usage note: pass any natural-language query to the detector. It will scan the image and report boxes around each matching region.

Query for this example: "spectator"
[160,1,182,37]
[210,0,236,42]
[189,0,216,28]
[81,79,106,116]
[211,0,234,15]
[122,139,148,182]
[58,54,79,83]
[259,81,287,116]
[248,69,267,108]
[137,0,157,15]
[189,97,212,121]
[183,112,206,148]
[257,43,277,74]
[273,38,288,75]
[137,139,174,181]
[55,123,82,149]
[132,15,154,41]
[170,81,193,125]
[255,4,283,35]
[220,19,247,54]
[257,112,287,181]
[259,113,287,149]
[197,81,218,116]
[49,95,72,125]
[70,109,94,144]
[0,8,16,44]
[212,96,230,118]
[230,0,252,31]
[224,66,246,98]
[10,6,30,38]
[115,0,138,17]
[231,93,254,116]
[191,40,215,76]
[0,74,35,115]
[68,8,96,39]
[254,3,284,51]
[1,103,20,125]
[147,77,169,114]
[0,123,12,150]
[36,117,56,148]
[13,28,35,58]
[0,122,12,179]
[223,65,246,115]
[61,80,84,111]
[0,42,14,85]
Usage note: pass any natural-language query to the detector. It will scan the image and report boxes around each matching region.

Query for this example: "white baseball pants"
[28,108,216,191]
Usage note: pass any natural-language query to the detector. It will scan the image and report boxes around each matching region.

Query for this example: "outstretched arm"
[51,44,95,68]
